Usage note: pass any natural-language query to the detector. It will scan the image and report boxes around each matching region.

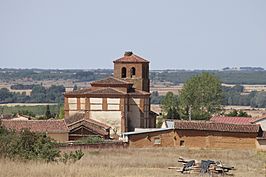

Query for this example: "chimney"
[124,51,133,56]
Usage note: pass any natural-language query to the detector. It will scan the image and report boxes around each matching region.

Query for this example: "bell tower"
[113,51,150,92]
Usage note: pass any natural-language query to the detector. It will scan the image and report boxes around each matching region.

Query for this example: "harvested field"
[0,148,265,177]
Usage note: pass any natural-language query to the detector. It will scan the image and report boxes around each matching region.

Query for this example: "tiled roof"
[65,87,126,96]
[65,113,111,129]
[65,113,85,125]
[66,113,111,136]
[1,120,69,133]
[113,53,149,63]
[174,120,259,133]
[88,87,126,95]
[65,86,150,97]
[68,119,110,136]
[210,116,259,125]
[90,77,132,86]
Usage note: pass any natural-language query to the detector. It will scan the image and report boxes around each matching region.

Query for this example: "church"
[64,52,157,136]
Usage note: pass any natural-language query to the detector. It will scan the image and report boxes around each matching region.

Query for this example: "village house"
[64,52,157,135]
[210,116,266,150]
[123,120,262,150]
[1,119,69,142]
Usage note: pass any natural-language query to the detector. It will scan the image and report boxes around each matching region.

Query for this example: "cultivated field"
[0,148,265,177]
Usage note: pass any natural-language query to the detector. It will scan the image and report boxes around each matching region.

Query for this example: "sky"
[0,0,266,70]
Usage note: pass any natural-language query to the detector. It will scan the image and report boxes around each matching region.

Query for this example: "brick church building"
[64,52,157,135]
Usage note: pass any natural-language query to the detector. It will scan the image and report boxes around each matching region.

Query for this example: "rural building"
[1,114,111,143]
[64,113,111,141]
[64,52,157,135]
[123,120,260,150]
[210,116,266,150]
[1,119,69,142]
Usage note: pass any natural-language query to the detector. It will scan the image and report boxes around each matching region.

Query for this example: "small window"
[180,140,185,147]
[130,67,136,77]
[154,137,161,145]
[121,67,126,78]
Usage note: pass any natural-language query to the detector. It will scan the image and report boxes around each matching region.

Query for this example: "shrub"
[0,123,83,163]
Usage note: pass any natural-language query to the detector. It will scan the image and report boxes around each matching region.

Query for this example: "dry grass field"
[0,148,265,177]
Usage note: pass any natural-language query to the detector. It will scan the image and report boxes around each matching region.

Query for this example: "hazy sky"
[0,1,266,70]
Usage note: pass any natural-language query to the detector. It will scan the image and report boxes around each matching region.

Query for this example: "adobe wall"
[128,130,176,148]
[47,132,69,143]
[127,129,258,150]
[177,130,257,149]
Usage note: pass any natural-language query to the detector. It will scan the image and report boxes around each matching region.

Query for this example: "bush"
[0,123,84,163]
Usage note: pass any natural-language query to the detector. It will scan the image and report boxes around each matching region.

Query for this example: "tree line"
[2,68,266,84]
[0,69,112,82]
[0,85,65,103]
[155,72,262,121]
[151,84,266,108]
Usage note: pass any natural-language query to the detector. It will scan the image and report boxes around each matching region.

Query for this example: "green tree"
[161,92,179,119]
[179,72,223,120]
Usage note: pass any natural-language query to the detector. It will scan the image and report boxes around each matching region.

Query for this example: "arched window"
[130,67,136,77]
[121,67,126,78]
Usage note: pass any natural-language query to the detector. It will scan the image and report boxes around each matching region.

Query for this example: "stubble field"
[0,148,265,177]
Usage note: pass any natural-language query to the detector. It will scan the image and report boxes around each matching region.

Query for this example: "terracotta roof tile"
[113,53,149,63]
[88,87,126,95]
[65,113,84,125]
[65,87,126,96]
[174,120,259,133]
[1,120,68,133]
[68,119,110,136]
[210,116,259,125]
[65,113,111,129]
[90,77,132,86]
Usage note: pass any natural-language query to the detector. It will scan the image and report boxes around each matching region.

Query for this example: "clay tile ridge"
[174,120,259,133]
[113,52,149,63]
[1,120,69,133]
[210,116,259,125]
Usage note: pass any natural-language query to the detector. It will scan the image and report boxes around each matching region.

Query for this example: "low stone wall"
[59,141,127,150]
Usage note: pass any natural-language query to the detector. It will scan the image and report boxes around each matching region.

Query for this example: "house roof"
[1,120,69,133]
[210,116,259,125]
[174,120,259,133]
[65,87,127,97]
[65,113,111,130]
[88,87,126,95]
[64,113,85,125]
[68,119,110,136]
[113,52,149,63]
[65,86,150,97]
[90,77,133,87]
